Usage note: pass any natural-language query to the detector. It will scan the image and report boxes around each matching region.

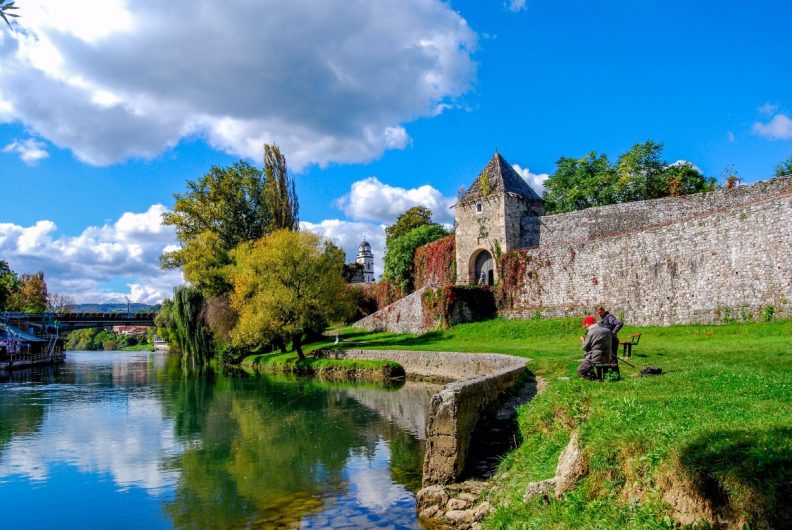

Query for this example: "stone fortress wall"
[503,175,792,325]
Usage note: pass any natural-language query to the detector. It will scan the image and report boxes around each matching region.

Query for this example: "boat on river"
[0,322,65,370]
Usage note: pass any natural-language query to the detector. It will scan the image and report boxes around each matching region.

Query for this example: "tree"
[263,144,299,231]
[385,206,433,246]
[543,141,714,214]
[543,152,617,214]
[229,230,351,359]
[383,223,449,292]
[172,286,213,371]
[0,1,19,29]
[0,260,18,311]
[8,272,49,313]
[775,156,792,177]
[161,161,271,296]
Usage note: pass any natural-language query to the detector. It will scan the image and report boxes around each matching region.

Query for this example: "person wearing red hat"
[577,315,613,380]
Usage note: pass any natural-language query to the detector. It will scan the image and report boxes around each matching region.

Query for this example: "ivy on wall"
[413,235,456,290]
[421,285,497,330]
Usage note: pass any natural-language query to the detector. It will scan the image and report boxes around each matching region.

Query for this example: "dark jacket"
[582,324,613,364]
[599,312,623,335]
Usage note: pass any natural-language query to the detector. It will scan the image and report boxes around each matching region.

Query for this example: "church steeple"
[356,238,375,283]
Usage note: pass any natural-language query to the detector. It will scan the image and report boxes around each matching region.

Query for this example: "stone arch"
[469,248,495,285]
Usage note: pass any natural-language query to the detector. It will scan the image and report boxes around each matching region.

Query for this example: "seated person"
[577,315,614,381]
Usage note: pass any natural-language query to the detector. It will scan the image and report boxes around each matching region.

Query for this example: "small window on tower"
[476,202,483,214]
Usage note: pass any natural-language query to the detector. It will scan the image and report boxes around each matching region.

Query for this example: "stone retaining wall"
[353,287,428,334]
[316,349,528,484]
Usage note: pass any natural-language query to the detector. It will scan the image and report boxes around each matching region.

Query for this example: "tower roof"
[458,152,542,205]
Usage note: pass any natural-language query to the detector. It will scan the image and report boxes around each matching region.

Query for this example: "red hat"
[582,315,596,327]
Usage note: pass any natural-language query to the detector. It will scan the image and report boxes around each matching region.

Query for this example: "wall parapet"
[315,349,528,485]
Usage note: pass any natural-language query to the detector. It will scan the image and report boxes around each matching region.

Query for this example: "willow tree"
[172,286,212,371]
[229,230,351,358]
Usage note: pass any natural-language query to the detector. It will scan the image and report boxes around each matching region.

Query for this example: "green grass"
[305,318,792,529]
[240,351,403,380]
[120,343,156,351]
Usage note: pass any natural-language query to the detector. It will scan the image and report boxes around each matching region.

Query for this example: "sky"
[1,0,791,304]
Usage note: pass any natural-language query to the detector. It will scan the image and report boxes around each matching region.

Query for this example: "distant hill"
[66,303,161,313]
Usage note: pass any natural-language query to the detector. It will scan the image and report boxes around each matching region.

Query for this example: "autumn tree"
[263,144,299,231]
[385,206,433,246]
[8,272,49,313]
[229,230,351,359]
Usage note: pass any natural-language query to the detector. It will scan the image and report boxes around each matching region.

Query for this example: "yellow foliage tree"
[229,230,352,358]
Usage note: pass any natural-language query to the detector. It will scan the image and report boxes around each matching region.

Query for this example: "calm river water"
[0,351,439,529]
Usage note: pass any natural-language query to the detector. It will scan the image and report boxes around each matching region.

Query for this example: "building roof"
[0,323,47,342]
[458,152,543,205]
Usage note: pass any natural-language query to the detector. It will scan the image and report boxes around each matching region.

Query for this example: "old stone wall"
[501,182,792,325]
[316,348,528,485]
[353,287,428,334]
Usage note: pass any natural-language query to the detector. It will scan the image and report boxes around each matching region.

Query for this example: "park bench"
[619,333,641,358]
[593,359,620,381]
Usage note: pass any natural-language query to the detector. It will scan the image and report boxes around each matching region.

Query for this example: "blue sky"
[1,0,791,303]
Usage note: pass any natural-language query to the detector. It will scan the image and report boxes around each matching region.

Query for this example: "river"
[0,351,440,529]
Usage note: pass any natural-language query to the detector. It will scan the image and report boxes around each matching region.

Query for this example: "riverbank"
[304,318,791,529]
[241,351,405,381]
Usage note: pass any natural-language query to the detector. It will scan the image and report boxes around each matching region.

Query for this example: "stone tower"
[356,239,375,283]
[454,152,544,285]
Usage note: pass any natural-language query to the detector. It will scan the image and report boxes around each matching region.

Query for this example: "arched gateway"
[471,249,494,285]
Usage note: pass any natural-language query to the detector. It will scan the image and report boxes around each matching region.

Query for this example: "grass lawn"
[301,318,792,529]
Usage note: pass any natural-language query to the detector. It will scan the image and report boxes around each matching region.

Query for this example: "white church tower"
[356,239,375,283]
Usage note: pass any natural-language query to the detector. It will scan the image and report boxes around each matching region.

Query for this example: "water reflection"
[0,351,433,529]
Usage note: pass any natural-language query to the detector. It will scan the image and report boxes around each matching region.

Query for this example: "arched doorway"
[473,249,494,286]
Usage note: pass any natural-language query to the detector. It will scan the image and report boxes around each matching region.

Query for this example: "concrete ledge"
[315,349,528,485]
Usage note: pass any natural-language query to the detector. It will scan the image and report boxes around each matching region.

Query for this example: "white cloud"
[0,0,477,169]
[336,177,455,225]
[726,131,736,143]
[512,163,549,196]
[0,204,182,304]
[2,137,49,164]
[758,102,778,116]
[507,0,527,12]
[670,160,703,173]
[301,219,386,278]
[752,113,792,140]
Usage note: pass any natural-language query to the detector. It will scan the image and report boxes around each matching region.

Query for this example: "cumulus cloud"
[752,113,792,140]
[2,137,49,164]
[0,204,182,304]
[670,160,703,173]
[336,177,455,225]
[758,102,778,116]
[512,163,549,196]
[0,0,477,169]
[301,219,386,278]
[507,0,528,12]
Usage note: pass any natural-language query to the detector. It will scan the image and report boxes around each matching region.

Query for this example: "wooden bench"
[619,333,641,358]
[593,360,620,381]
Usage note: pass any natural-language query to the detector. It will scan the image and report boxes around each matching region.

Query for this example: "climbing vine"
[413,235,456,290]
[421,285,497,330]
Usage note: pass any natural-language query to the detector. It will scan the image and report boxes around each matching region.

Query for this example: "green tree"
[0,260,18,311]
[775,156,792,177]
[544,141,714,213]
[172,286,213,370]
[263,144,299,231]
[229,230,351,359]
[161,161,272,296]
[543,152,617,214]
[383,223,449,292]
[385,206,433,246]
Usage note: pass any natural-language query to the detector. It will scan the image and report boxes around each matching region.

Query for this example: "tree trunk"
[293,333,304,360]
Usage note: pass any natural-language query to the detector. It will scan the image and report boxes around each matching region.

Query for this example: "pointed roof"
[458,152,542,204]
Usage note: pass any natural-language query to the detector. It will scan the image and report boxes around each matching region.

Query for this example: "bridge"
[0,311,157,334]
